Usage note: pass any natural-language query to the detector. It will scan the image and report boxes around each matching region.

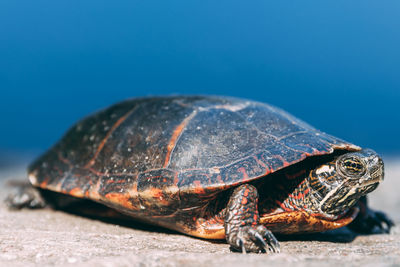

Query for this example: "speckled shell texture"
[28,96,359,220]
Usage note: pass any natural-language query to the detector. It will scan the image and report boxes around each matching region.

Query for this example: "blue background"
[1,1,399,161]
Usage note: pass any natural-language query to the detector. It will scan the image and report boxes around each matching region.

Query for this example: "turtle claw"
[252,225,280,253]
[253,231,269,252]
[349,208,395,234]
[370,211,395,234]
[232,225,280,254]
[237,238,247,254]
[262,227,280,253]
[253,225,280,253]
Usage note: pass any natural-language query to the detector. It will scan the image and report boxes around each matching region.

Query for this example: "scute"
[168,107,277,169]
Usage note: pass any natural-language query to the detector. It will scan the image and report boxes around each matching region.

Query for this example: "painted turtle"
[6,96,393,253]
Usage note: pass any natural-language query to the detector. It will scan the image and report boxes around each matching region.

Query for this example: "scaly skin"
[225,184,280,253]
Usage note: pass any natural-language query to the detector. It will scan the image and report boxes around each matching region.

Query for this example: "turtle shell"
[28,96,360,235]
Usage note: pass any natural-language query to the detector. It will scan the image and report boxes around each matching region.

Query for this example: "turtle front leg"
[5,183,47,210]
[348,196,394,234]
[225,184,280,253]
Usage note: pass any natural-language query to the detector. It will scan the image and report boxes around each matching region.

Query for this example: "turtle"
[6,95,394,253]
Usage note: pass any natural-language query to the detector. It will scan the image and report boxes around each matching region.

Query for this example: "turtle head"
[306,149,383,218]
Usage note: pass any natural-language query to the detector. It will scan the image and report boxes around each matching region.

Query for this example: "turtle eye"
[338,156,366,177]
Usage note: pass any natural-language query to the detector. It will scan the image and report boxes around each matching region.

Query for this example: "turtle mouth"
[360,181,380,195]
[320,181,379,216]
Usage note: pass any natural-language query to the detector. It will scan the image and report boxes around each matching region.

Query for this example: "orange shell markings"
[104,192,136,210]
[69,187,84,198]
[260,207,360,234]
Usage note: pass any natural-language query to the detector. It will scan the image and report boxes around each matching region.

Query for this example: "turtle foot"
[348,197,394,234]
[231,225,280,254]
[224,184,280,253]
[349,208,394,234]
[5,184,47,210]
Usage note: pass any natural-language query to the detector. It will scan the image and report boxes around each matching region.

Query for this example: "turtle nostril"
[370,166,384,181]
[368,157,384,182]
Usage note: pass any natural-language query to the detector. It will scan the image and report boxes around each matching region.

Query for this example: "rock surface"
[0,158,399,266]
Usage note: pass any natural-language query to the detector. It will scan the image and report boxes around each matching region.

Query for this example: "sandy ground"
[0,158,400,267]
